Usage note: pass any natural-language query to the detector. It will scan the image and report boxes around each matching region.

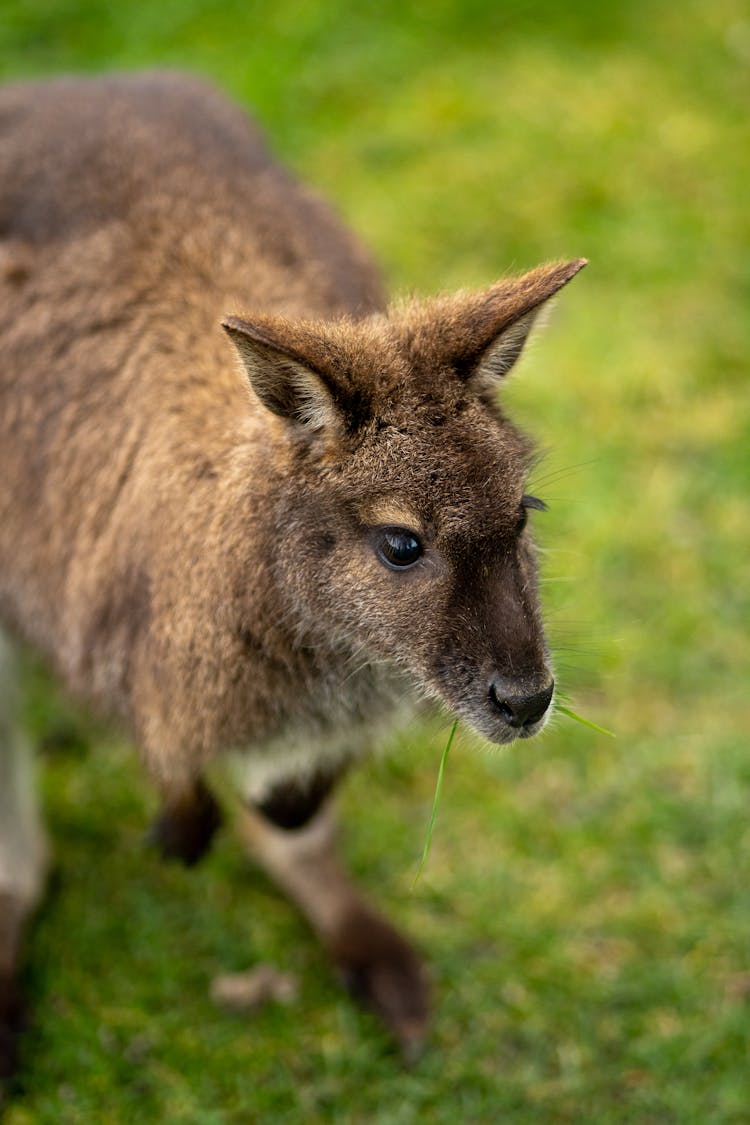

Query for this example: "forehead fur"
[342,403,533,539]
[234,263,587,535]
[257,294,540,534]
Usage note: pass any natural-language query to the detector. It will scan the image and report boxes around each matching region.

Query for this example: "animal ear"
[449,258,587,392]
[222,316,340,434]
[468,306,543,393]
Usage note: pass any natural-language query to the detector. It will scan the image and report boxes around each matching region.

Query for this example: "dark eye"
[377,529,423,569]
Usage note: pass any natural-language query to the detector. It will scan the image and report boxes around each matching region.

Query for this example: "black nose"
[488,678,554,728]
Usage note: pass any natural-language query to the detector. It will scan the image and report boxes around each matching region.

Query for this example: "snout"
[488,675,554,738]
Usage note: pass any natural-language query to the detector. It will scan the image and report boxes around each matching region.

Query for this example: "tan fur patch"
[362,501,424,531]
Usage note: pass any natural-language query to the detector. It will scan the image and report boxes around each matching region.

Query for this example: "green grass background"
[2,1,749,1121]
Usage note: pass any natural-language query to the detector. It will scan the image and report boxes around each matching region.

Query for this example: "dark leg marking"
[254,767,343,831]
[149,777,222,867]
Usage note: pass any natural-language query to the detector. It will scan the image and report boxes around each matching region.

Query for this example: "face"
[293,395,555,746]
[227,259,587,744]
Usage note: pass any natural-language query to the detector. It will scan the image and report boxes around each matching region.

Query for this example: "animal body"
[0,71,585,1078]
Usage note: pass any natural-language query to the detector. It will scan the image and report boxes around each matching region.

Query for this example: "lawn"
[1,1,749,1121]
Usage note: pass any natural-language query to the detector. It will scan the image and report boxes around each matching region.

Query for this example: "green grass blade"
[412,719,458,888]
[556,704,615,738]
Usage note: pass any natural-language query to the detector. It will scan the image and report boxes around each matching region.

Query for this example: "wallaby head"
[224,257,586,744]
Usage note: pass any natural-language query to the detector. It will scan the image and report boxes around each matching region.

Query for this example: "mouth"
[454,708,551,747]
[491,718,548,744]
[517,714,550,739]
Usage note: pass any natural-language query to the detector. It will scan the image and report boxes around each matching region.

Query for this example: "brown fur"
[0,71,585,1068]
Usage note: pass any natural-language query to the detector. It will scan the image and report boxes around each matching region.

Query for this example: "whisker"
[528,459,600,489]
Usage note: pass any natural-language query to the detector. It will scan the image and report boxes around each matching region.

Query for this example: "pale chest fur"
[230,660,414,802]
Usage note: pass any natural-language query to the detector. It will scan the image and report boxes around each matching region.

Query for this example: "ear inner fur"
[223,317,342,433]
[455,258,587,385]
[468,307,542,393]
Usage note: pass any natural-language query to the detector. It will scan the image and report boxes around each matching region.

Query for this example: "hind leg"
[240,773,430,1057]
[0,636,48,1081]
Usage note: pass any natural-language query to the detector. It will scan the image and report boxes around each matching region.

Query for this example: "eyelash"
[517,494,547,533]
[521,494,547,513]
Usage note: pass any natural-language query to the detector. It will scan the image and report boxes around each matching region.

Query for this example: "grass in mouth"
[413,702,613,883]
[413,718,458,887]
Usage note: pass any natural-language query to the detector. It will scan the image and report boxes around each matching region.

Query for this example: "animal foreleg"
[241,787,430,1057]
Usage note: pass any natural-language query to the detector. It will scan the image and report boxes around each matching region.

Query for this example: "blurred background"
[2,2,748,1121]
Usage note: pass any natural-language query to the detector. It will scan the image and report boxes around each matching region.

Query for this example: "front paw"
[148,779,222,867]
[329,907,430,1059]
